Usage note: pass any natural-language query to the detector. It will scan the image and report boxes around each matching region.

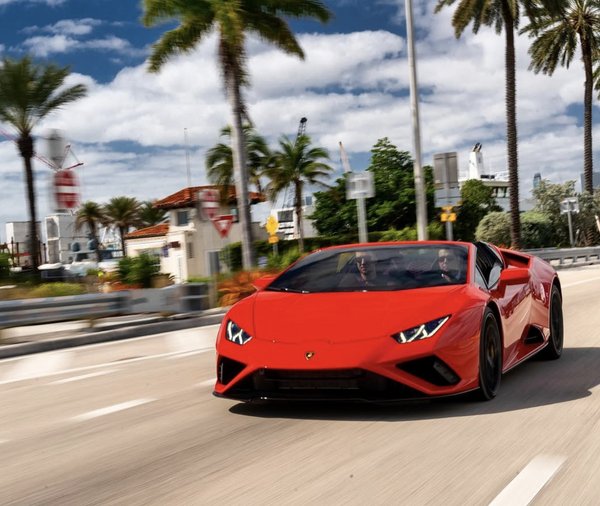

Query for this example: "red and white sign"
[212,215,235,239]
[52,169,80,212]
[198,189,220,221]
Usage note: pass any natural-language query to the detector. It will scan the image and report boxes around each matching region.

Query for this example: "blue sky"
[0,0,596,241]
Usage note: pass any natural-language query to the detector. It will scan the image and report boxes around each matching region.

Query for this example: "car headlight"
[226,320,253,345]
[392,316,450,344]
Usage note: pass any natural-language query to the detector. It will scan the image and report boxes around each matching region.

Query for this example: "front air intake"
[218,357,246,385]
[397,356,460,386]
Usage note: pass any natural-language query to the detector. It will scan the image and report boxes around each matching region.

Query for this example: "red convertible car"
[214,242,563,402]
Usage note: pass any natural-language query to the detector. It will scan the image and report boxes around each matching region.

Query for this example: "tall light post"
[405,0,428,240]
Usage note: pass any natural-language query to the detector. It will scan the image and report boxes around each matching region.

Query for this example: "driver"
[438,248,462,282]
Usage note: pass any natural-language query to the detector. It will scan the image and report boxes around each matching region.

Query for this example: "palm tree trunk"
[225,49,255,270]
[18,134,39,271]
[503,5,522,249]
[120,226,126,257]
[89,222,102,263]
[581,36,595,245]
[295,182,304,253]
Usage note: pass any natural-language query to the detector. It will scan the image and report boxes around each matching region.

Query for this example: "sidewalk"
[0,308,228,360]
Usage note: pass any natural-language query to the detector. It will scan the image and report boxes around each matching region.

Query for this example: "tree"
[103,197,142,255]
[522,0,600,244]
[263,134,334,252]
[142,0,333,270]
[75,201,106,263]
[309,138,436,236]
[455,179,503,241]
[532,179,577,245]
[435,0,563,249]
[206,125,270,200]
[0,56,87,270]
[139,200,167,228]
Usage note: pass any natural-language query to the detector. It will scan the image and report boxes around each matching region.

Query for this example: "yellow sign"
[269,236,280,244]
[442,206,454,212]
[441,213,457,223]
[266,216,279,236]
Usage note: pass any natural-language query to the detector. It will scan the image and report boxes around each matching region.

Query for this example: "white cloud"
[22,34,146,57]
[23,18,103,36]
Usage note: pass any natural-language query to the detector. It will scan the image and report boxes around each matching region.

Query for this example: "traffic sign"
[560,198,579,215]
[269,236,279,244]
[346,172,374,200]
[212,215,235,239]
[266,215,279,236]
[441,213,456,222]
[52,169,80,212]
[199,189,221,221]
[442,206,454,212]
[433,152,459,189]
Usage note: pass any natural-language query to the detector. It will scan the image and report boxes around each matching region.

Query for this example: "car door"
[475,243,532,369]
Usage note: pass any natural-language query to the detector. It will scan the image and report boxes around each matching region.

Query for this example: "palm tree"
[139,200,168,228]
[75,201,106,263]
[262,134,334,253]
[104,197,142,256]
[522,0,600,244]
[0,56,87,269]
[435,0,563,249]
[206,124,270,201]
[142,0,333,269]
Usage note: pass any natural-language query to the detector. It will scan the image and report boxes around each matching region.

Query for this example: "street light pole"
[405,0,428,241]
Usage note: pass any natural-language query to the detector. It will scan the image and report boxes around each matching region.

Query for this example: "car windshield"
[267,245,469,293]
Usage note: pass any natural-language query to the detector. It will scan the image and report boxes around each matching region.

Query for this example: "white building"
[6,221,42,265]
[124,186,269,283]
[45,214,88,264]
[269,196,317,241]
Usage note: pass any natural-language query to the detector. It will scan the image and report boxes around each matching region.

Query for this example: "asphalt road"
[2,266,600,506]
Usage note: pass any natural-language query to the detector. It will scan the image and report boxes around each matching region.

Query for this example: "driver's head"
[355,251,377,276]
[438,248,459,274]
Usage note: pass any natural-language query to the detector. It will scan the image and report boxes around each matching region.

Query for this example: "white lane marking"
[562,275,600,288]
[0,439,8,445]
[72,399,155,422]
[197,378,216,388]
[0,352,72,384]
[166,351,202,360]
[47,369,119,385]
[488,455,566,506]
[0,348,213,387]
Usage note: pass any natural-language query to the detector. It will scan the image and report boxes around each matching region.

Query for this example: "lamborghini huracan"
[213,241,563,402]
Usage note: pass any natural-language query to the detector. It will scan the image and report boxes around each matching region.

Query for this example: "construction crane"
[282,118,308,210]
[339,141,352,173]
[0,125,83,172]
[297,117,307,139]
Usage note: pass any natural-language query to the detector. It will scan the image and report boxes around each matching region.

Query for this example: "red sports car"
[214,241,563,402]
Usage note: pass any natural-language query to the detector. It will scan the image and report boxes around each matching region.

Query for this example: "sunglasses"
[438,255,456,262]
[356,258,376,264]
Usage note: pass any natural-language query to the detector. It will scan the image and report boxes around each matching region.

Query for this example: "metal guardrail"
[0,283,209,329]
[525,246,600,267]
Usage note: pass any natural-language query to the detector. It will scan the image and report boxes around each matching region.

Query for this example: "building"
[580,172,600,193]
[45,214,88,264]
[6,221,42,265]
[533,173,542,189]
[269,196,317,241]
[124,186,268,282]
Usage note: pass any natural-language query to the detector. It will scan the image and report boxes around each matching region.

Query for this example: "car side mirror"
[500,268,530,285]
[253,275,276,290]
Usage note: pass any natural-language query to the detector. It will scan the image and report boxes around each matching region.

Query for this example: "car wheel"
[542,285,563,360]
[478,308,502,401]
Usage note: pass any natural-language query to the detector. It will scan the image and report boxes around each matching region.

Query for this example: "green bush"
[520,211,553,249]
[86,268,101,277]
[185,276,212,283]
[378,222,445,242]
[29,283,86,298]
[267,248,302,271]
[475,212,512,247]
[118,254,160,288]
[0,253,10,279]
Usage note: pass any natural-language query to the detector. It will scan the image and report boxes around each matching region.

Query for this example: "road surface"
[2,266,600,505]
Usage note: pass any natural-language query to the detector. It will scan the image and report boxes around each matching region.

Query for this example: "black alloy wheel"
[478,308,502,401]
[542,285,564,360]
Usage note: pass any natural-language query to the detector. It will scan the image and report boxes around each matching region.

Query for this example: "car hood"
[252,285,466,344]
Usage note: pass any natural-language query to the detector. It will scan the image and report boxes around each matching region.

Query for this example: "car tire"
[542,285,563,360]
[477,308,502,401]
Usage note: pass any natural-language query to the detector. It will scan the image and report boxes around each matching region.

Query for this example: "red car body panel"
[213,242,558,402]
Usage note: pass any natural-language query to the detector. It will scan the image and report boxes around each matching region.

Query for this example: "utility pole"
[405,0,428,240]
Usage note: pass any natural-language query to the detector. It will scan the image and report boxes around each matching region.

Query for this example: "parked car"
[65,249,123,277]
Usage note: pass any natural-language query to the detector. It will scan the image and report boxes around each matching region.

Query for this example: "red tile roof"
[124,223,169,240]
[153,185,265,210]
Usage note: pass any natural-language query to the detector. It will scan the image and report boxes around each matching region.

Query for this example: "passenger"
[339,251,389,288]
[438,248,462,282]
